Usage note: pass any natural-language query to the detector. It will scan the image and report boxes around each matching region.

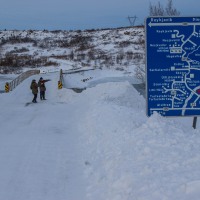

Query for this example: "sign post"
[146,17,200,126]
[193,117,198,129]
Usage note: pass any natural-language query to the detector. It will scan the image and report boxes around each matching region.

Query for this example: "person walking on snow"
[38,77,50,100]
[30,79,38,103]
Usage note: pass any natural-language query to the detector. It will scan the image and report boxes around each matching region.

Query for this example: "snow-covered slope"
[0,70,200,200]
[0,27,145,74]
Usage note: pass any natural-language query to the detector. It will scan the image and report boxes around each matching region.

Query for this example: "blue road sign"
[146,17,200,117]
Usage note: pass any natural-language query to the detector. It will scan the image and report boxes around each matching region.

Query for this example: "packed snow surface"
[0,69,200,200]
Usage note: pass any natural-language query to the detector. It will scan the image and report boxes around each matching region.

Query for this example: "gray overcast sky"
[0,0,199,30]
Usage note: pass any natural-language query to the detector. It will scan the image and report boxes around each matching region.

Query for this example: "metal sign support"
[193,117,198,129]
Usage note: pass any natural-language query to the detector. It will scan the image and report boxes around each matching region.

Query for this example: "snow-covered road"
[0,70,200,200]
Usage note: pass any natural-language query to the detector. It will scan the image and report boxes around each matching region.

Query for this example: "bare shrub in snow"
[118,41,132,48]
[149,0,180,16]
[9,47,29,54]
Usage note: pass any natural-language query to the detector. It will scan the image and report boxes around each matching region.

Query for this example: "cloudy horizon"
[0,0,199,30]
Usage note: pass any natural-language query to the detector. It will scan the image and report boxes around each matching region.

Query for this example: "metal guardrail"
[62,68,95,75]
[59,68,95,90]
[7,70,40,92]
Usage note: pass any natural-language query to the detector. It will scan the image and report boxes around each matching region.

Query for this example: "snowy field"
[0,69,200,200]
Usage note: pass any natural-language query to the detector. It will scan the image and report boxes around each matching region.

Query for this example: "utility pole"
[127,15,137,26]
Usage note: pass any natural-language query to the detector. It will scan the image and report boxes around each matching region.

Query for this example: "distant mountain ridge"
[0,26,145,74]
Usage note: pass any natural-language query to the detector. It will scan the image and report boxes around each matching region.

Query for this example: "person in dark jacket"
[30,79,38,103]
[38,77,50,100]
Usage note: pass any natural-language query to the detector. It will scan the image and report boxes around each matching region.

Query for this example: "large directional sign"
[146,17,200,117]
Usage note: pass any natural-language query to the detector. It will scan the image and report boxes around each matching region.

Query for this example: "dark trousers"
[40,91,46,100]
[32,94,37,103]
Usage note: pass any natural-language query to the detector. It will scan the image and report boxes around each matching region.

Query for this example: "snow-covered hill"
[0,70,200,200]
[0,27,145,75]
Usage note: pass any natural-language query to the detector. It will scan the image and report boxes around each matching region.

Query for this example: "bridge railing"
[7,70,40,92]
